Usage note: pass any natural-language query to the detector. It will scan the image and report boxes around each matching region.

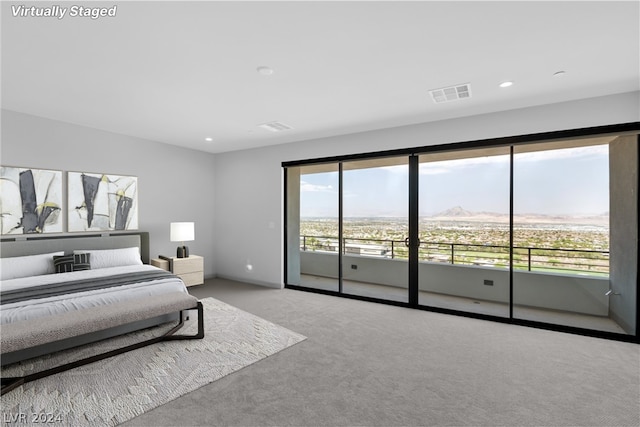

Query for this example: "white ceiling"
[2,1,639,154]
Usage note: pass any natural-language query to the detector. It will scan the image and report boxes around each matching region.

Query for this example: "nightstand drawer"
[172,256,203,275]
[178,271,204,287]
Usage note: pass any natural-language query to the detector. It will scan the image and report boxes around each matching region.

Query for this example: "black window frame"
[283,122,640,343]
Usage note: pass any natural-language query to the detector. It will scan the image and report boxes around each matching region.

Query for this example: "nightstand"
[151,255,204,287]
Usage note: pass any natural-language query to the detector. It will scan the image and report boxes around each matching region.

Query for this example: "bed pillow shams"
[73,247,142,269]
[0,251,64,280]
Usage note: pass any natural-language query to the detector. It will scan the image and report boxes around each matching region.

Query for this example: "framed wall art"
[68,171,138,232]
[0,166,63,235]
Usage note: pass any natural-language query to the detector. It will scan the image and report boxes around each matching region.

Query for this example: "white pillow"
[0,251,64,280]
[74,247,142,269]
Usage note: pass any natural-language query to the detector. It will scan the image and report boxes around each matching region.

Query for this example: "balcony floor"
[299,274,627,335]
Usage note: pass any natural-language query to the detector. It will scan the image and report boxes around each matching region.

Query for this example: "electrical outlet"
[483,279,494,286]
[351,264,358,270]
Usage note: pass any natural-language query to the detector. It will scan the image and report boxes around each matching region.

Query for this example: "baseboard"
[213,274,282,289]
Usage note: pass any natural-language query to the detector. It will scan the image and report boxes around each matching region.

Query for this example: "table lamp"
[170,222,194,258]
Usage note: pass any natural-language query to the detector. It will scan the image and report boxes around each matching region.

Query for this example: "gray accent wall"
[286,167,301,285]
[1,110,216,278]
[609,135,638,334]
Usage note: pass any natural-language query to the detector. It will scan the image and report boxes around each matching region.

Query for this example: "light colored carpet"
[127,279,640,427]
[0,297,306,426]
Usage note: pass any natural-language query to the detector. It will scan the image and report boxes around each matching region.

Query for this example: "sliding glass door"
[285,129,638,339]
[513,137,637,335]
[286,157,411,303]
[342,157,409,303]
[418,147,511,317]
[286,163,339,292]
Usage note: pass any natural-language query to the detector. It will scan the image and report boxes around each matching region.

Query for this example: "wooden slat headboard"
[0,232,150,264]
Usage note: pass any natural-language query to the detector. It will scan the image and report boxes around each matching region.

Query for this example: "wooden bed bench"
[1,292,204,395]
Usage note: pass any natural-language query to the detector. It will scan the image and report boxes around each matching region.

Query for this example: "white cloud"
[419,155,509,175]
[419,165,451,175]
[380,165,408,174]
[300,181,335,193]
[417,145,607,174]
[515,144,608,162]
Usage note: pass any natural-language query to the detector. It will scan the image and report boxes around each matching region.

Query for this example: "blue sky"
[300,145,609,217]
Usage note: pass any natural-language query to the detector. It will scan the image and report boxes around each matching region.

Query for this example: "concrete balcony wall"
[300,251,609,316]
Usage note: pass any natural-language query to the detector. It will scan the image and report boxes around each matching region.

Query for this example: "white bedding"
[0,264,188,325]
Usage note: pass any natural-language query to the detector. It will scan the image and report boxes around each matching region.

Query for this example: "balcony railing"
[300,235,610,276]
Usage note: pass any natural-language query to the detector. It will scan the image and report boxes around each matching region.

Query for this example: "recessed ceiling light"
[257,66,274,76]
[204,137,213,142]
[499,81,514,88]
[553,71,566,77]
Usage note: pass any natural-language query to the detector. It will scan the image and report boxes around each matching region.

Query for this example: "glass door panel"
[287,164,339,292]
[342,157,409,303]
[418,147,511,317]
[513,137,637,335]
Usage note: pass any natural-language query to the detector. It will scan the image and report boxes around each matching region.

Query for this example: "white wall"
[214,92,640,288]
[1,110,217,278]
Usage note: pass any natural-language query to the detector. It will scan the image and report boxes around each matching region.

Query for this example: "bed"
[0,232,204,395]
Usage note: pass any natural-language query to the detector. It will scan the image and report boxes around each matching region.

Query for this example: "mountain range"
[427,206,609,225]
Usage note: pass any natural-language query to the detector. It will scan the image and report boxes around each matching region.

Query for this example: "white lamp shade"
[170,222,195,242]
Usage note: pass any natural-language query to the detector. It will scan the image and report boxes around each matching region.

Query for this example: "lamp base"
[176,245,189,258]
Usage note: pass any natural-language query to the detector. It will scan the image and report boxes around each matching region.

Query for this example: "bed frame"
[0,231,150,263]
[0,232,204,395]
[1,232,157,365]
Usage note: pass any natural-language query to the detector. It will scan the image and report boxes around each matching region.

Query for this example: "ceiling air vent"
[429,83,472,104]
[257,121,293,132]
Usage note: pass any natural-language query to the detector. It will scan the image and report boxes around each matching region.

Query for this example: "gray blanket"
[1,270,178,305]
